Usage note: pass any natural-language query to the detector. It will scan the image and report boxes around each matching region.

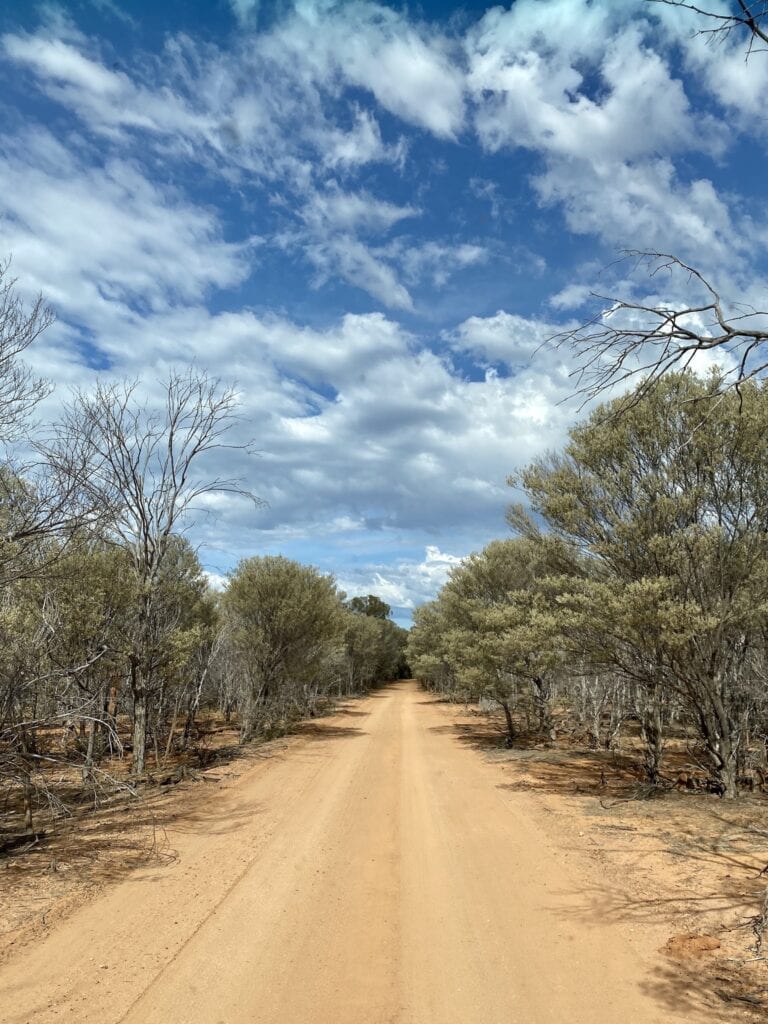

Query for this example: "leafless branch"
[648,0,768,52]
[0,257,53,446]
[552,251,768,410]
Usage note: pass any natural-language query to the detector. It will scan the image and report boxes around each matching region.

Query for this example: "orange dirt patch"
[663,934,722,960]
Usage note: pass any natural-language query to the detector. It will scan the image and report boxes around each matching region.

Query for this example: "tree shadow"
[640,959,765,1022]
[293,722,366,742]
[544,876,767,1021]
[428,701,768,1020]
[0,695,372,958]
[430,716,645,799]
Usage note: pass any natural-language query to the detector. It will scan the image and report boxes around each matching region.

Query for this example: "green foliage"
[408,538,562,740]
[346,594,392,620]
[521,374,768,792]
[341,610,408,693]
[223,555,344,736]
[415,373,768,793]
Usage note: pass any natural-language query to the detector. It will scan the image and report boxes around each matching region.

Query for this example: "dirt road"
[1,681,687,1024]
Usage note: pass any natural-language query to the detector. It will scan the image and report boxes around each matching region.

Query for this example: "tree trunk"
[639,703,664,785]
[720,759,738,800]
[22,774,34,833]
[712,733,739,799]
[133,689,147,775]
[698,685,740,799]
[19,731,35,832]
[182,683,203,750]
[131,657,148,776]
[499,700,515,746]
[82,717,98,783]
[532,677,553,744]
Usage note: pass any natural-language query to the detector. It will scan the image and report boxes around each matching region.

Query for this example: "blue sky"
[1,0,766,624]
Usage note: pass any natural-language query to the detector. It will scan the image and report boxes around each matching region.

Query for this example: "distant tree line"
[0,263,407,841]
[409,372,768,799]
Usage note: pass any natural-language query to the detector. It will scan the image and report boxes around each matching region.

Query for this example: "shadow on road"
[423,698,768,1022]
[294,722,366,742]
[0,696,371,944]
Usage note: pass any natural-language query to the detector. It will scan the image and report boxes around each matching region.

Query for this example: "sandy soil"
[0,681,762,1023]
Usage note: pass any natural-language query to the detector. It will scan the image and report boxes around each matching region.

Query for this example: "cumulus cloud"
[534,158,741,270]
[273,1,465,139]
[468,12,712,162]
[5,0,760,306]
[1,5,466,310]
[22,290,579,564]
[337,546,466,616]
[2,3,463,162]
[549,284,593,311]
[448,311,567,367]
[464,0,749,280]
[385,240,488,288]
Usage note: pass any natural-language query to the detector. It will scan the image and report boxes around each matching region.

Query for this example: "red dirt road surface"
[0,681,688,1024]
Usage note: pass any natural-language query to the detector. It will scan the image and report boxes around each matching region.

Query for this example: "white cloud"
[386,240,488,288]
[3,32,122,95]
[303,187,419,234]
[203,570,229,592]
[4,0,767,614]
[468,14,712,163]
[276,1,466,139]
[534,157,741,270]
[303,234,416,310]
[649,1,768,128]
[464,0,745,274]
[549,284,593,310]
[448,311,566,367]
[1,11,437,310]
[229,0,260,24]
[319,108,406,170]
[338,546,465,611]
[8,0,756,313]
[21,286,579,554]
[3,2,464,157]
[0,130,252,335]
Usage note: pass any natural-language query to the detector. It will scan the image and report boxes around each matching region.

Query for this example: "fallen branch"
[715,989,764,1007]
[0,830,47,855]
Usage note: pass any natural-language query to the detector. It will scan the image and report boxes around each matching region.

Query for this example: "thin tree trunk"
[131,657,148,776]
[640,703,664,785]
[499,700,515,746]
[83,717,98,782]
[22,774,34,833]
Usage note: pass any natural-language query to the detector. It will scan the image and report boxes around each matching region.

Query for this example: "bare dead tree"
[0,261,106,585]
[648,1,768,55]
[49,370,260,775]
[551,252,768,408]
[0,258,53,446]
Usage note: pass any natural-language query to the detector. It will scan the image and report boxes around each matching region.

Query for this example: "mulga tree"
[341,595,409,694]
[513,371,768,797]
[408,539,563,744]
[442,538,564,744]
[223,556,344,739]
[408,599,459,696]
